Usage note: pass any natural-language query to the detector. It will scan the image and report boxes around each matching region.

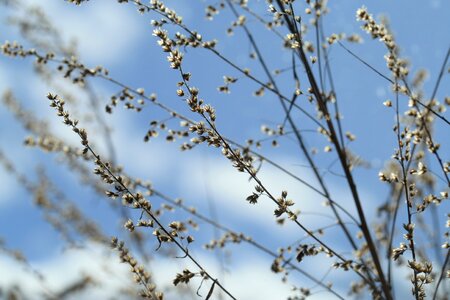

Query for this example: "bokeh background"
[0,0,449,299]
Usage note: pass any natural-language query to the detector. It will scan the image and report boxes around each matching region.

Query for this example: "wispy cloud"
[0,241,331,300]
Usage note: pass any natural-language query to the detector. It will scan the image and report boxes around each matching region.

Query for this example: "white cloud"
[0,243,133,299]
[14,0,143,65]
[0,241,342,300]
[177,153,368,232]
[0,231,427,300]
[64,5,142,65]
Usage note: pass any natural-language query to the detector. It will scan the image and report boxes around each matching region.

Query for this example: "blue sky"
[0,0,449,299]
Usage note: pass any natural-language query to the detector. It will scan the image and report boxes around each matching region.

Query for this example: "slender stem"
[141,185,346,300]
[337,41,449,126]
[394,78,419,300]
[275,2,392,298]
[432,250,450,300]
[225,1,366,281]
[50,97,238,300]
[178,65,372,285]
